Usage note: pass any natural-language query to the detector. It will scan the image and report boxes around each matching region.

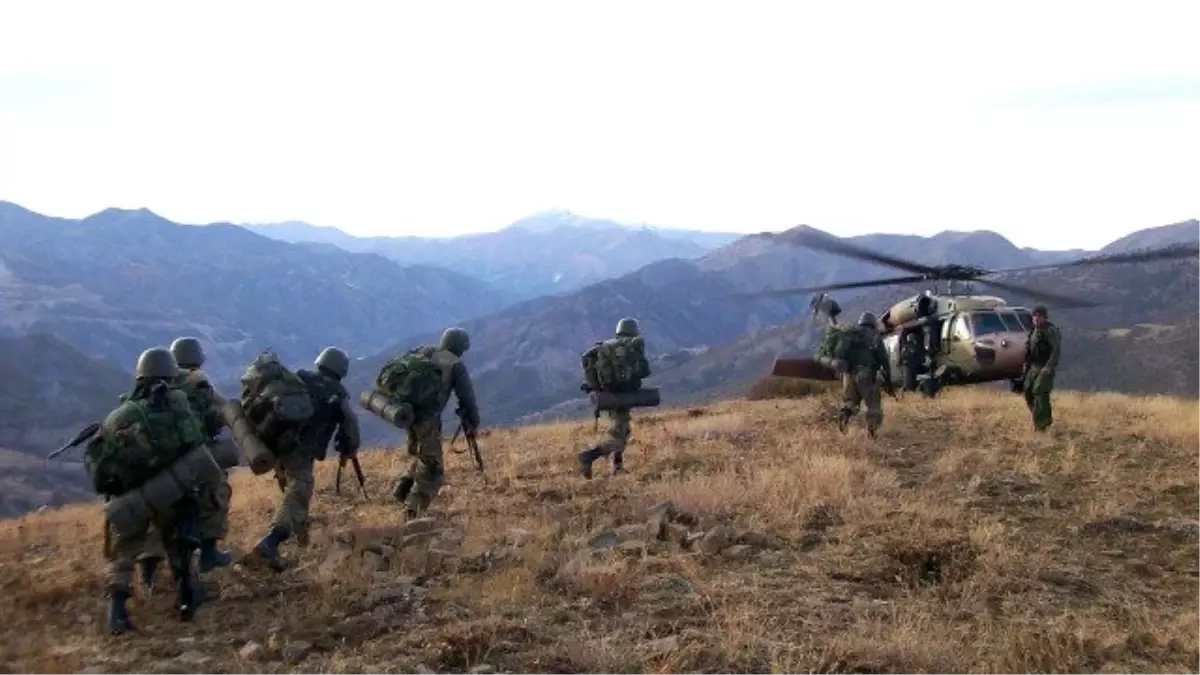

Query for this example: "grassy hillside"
[1,388,1196,673]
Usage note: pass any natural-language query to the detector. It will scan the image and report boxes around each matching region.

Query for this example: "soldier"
[578,317,646,479]
[102,348,210,634]
[391,327,480,519]
[835,312,893,438]
[170,337,234,569]
[255,347,360,570]
[1022,305,1061,432]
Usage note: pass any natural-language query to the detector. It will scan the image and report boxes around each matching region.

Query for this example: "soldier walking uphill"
[255,347,361,570]
[1023,305,1062,432]
[96,348,212,634]
[391,327,481,519]
[136,337,235,590]
[835,312,894,438]
[578,317,651,478]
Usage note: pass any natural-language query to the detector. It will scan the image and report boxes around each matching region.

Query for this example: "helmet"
[615,317,640,337]
[439,327,471,356]
[1032,305,1048,318]
[169,336,205,368]
[135,347,179,380]
[314,346,350,380]
[858,311,877,327]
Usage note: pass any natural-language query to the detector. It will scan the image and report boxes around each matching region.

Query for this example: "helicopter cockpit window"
[1012,310,1033,331]
[970,311,1010,336]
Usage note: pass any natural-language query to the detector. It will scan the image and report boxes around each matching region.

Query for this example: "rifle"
[449,408,484,473]
[335,452,368,498]
[47,422,101,460]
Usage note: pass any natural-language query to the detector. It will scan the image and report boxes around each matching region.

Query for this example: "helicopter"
[738,228,1200,398]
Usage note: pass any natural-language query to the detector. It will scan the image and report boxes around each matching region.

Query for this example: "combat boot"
[107,590,135,635]
[578,447,602,479]
[255,526,290,572]
[836,409,851,434]
[612,452,624,475]
[392,476,414,504]
[199,539,232,571]
[138,556,162,594]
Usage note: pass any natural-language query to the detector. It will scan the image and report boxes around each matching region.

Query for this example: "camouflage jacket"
[172,368,225,441]
[836,326,890,376]
[1025,322,1062,369]
[295,368,361,458]
[432,349,481,430]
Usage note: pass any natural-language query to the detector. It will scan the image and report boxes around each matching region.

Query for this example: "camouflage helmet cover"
[135,347,180,379]
[615,317,640,337]
[169,336,205,368]
[315,346,350,379]
[439,327,471,356]
[1032,305,1048,317]
[858,311,877,327]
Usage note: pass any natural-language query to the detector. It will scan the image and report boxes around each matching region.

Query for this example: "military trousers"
[107,507,182,596]
[841,367,883,432]
[399,415,444,513]
[136,469,227,562]
[1023,365,1055,431]
[593,409,632,461]
[271,450,315,537]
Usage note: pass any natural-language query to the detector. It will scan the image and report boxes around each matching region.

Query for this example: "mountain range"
[0,201,521,386]
[1,196,1195,512]
[244,210,743,299]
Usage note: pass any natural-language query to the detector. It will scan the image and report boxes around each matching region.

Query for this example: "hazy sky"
[1,1,1196,250]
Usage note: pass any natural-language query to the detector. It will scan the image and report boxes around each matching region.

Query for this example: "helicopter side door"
[939,313,975,379]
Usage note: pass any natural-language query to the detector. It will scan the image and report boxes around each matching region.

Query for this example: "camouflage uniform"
[1023,305,1061,432]
[102,348,210,634]
[579,317,648,478]
[136,339,233,590]
[256,347,360,570]
[392,327,481,517]
[836,312,893,437]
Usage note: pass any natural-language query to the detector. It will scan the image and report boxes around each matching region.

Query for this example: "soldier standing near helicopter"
[835,312,894,437]
[1022,305,1061,432]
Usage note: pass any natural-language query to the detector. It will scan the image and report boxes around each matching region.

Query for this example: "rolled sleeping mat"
[590,387,661,412]
[209,436,242,469]
[219,399,276,475]
[105,444,224,537]
[359,390,413,429]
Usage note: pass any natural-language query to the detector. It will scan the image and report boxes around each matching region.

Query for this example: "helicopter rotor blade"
[985,243,1200,275]
[776,228,942,276]
[972,278,1102,308]
[724,274,930,300]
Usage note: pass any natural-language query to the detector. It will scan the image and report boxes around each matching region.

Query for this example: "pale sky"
[1,0,1197,250]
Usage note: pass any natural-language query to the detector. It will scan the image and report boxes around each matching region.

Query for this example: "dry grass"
[0,387,1197,673]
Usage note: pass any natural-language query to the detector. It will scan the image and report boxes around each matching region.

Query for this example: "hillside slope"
[1,389,1196,673]
[247,210,743,299]
[0,201,518,384]
[348,226,1074,434]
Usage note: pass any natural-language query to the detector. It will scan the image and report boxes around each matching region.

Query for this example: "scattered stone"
[639,573,696,596]
[736,530,784,549]
[239,642,265,660]
[722,544,754,560]
[399,530,441,549]
[645,501,677,539]
[282,641,314,663]
[1037,568,1098,595]
[1080,516,1156,536]
[699,525,730,555]
[799,532,825,551]
[362,551,389,573]
[617,540,647,555]
[415,664,436,674]
[369,583,416,604]
[641,635,681,654]
[400,517,441,536]
[506,528,534,548]
[469,665,497,674]
[176,650,211,667]
[1169,521,1199,540]
[50,645,84,657]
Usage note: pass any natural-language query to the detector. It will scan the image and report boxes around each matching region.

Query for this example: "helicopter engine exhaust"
[880,294,936,331]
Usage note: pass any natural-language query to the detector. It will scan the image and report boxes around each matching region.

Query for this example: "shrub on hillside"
[746,376,838,400]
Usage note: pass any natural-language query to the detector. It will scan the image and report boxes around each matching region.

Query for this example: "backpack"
[85,384,207,496]
[375,346,450,418]
[582,336,650,392]
[174,370,222,439]
[238,350,316,452]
